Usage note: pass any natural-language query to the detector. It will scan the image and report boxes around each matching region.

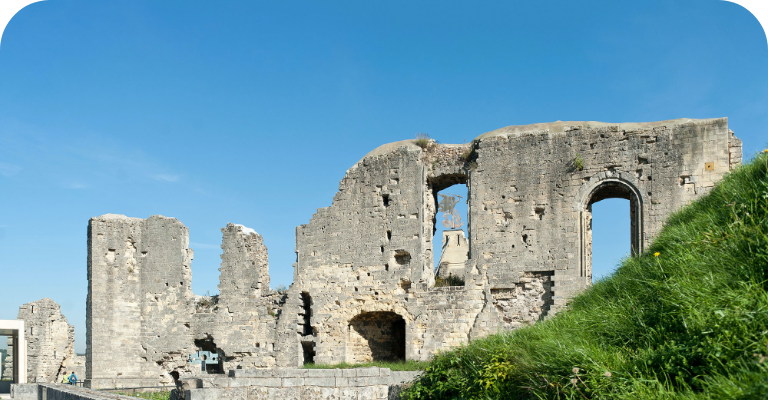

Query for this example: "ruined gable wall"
[294,143,488,364]
[294,145,430,364]
[466,118,739,337]
[16,299,74,383]
[86,214,196,389]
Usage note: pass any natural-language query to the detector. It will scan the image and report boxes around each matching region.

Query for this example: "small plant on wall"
[415,133,431,149]
[572,153,585,171]
[435,273,465,287]
[461,146,478,170]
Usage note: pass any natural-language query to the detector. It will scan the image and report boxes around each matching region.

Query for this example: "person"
[68,372,77,386]
[62,373,69,384]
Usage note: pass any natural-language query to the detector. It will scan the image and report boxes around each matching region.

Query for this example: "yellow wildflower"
[654,252,660,257]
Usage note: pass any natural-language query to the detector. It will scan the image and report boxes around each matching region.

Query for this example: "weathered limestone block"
[16,298,75,383]
[491,272,554,329]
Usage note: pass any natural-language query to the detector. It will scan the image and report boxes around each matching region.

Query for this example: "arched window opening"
[347,312,405,363]
[583,180,642,283]
[590,199,631,283]
[428,174,468,285]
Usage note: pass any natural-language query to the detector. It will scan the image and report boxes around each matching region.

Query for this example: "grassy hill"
[403,151,768,400]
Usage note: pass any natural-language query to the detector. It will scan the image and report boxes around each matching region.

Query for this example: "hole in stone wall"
[382,194,390,207]
[430,180,468,277]
[387,230,391,240]
[193,338,224,373]
[590,198,631,283]
[347,312,406,363]
[300,292,312,336]
[394,251,411,266]
[302,342,316,365]
[170,371,180,382]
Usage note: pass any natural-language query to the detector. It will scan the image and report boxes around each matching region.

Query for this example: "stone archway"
[575,173,647,282]
[347,312,405,363]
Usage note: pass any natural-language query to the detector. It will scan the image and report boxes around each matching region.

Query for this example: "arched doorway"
[578,176,645,282]
[347,312,405,363]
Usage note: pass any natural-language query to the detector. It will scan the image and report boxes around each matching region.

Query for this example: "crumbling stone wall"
[86,215,196,389]
[209,223,282,370]
[86,118,741,385]
[490,272,554,329]
[16,299,75,383]
[2,337,12,381]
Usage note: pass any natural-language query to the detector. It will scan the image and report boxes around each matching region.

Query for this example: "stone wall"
[12,298,75,383]
[16,299,75,384]
[86,215,196,389]
[3,337,12,381]
[86,118,741,384]
[11,383,141,400]
[183,367,419,400]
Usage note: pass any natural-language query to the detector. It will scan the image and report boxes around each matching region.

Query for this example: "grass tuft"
[415,133,432,149]
[403,151,768,399]
[304,360,430,371]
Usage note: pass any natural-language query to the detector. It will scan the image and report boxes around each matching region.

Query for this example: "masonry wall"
[3,337,12,381]
[466,118,739,337]
[86,118,741,384]
[210,224,285,370]
[292,118,741,362]
[183,367,419,400]
[86,215,196,389]
[16,299,75,383]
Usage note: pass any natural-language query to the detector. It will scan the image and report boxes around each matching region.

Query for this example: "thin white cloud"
[67,182,87,189]
[0,162,21,177]
[153,174,179,182]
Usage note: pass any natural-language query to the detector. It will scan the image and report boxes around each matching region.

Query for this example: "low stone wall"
[184,367,419,400]
[11,383,140,400]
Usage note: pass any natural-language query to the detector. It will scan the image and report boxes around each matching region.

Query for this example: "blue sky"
[0,0,766,353]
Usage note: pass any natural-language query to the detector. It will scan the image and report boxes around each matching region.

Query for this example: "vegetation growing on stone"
[118,391,171,400]
[403,151,768,399]
[415,133,432,149]
[434,273,465,287]
[195,293,218,309]
[460,146,478,170]
[303,360,430,371]
[573,153,585,171]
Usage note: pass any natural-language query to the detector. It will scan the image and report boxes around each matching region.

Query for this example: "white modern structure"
[0,320,26,393]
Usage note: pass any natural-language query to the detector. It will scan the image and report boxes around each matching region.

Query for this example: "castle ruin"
[85,118,742,389]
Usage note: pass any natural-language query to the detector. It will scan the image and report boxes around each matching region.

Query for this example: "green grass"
[403,151,768,399]
[116,391,171,400]
[304,360,430,371]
